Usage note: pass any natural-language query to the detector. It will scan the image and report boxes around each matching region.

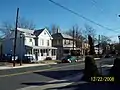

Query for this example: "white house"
[2,28,57,61]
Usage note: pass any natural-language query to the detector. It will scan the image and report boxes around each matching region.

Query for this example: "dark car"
[4,54,18,62]
[22,56,35,63]
[61,55,78,63]
[104,54,113,58]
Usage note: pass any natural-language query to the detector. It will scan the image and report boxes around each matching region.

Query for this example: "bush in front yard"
[45,57,52,60]
[109,58,120,83]
[82,56,100,82]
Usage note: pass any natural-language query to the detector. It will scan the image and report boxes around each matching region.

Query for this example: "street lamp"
[20,33,23,66]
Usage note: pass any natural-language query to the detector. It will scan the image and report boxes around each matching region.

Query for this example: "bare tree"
[50,24,60,34]
[17,17,35,30]
[84,24,96,37]
[1,17,35,36]
[65,25,84,48]
[84,24,96,42]
[100,35,112,54]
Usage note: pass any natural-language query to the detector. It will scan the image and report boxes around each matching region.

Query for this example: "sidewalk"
[0,62,57,70]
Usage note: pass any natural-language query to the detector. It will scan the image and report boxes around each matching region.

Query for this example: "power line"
[91,0,104,13]
[48,0,119,34]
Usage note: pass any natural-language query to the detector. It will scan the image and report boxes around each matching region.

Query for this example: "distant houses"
[1,27,106,62]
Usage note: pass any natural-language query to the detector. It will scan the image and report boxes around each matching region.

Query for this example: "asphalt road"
[0,58,115,90]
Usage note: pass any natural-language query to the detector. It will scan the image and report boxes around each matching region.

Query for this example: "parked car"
[104,54,113,58]
[4,54,19,62]
[61,55,78,63]
[22,56,36,63]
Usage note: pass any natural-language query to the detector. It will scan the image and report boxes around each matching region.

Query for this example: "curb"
[0,63,57,70]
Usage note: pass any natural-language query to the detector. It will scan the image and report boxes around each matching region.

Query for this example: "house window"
[42,39,44,45]
[64,40,66,44]
[47,40,49,46]
[44,32,46,35]
[57,40,59,45]
[63,50,69,54]
[47,49,49,56]
[43,49,45,53]
[68,40,70,44]
[59,40,61,44]
[41,49,43,56]
[52,49,56,56]
[27,49,32,54]
[29,38,32,42]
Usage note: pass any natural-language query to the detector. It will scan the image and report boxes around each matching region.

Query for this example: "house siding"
[2,28,57,61]
[38,30,52,47]
[24,37,35,46]
[3,37,25,58]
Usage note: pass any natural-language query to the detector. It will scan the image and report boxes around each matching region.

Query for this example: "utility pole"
[98,35,100,55]
[73,27,75,50]
[13,8,19,67]
[98,35,102,74]
[76,29,78,49]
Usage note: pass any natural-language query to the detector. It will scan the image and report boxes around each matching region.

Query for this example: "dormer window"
[44,32,46,35]
[29,38,32,42]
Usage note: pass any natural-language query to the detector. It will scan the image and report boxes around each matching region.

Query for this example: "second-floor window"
[29,38,32,42]
[47,40,49,46]
[68,40,70,44]
[64,40,66,44]
[42,39,44,45]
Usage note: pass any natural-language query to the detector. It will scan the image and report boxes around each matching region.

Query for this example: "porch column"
[39,49,41,56]
[49,49,51,56]
[32,48,33,55]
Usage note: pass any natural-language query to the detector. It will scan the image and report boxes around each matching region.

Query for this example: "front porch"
[63,47,81,57]
[25,45,57,61]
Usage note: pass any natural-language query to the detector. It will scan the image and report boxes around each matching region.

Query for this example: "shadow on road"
[21,69,83,86]
[22,80,72,86]
[33,69,84,80]
[46,82,120,90]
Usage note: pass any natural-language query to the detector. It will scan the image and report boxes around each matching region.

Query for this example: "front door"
[34,49,39,60]
[35,52,38,60]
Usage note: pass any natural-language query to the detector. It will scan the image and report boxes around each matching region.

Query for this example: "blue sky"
[0,0,120,42]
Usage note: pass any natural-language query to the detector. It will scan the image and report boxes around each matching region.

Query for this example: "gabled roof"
[61,33,73,39]
[17,28,34,34]
[52,33,73,39]
[34,28,44,36]
[34,28,53,39]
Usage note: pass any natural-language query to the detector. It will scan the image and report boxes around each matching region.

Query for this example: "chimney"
[57,27,60,33]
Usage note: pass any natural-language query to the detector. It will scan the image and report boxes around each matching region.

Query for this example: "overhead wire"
[48,0,120,34]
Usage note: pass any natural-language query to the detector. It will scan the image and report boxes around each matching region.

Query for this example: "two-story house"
[52,32,80,59]
[2,28,57,61]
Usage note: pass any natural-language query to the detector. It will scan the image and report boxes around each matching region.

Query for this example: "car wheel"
[75,60,78,62]
[68,59,71,63]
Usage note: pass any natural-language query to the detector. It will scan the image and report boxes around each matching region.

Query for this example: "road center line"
[0,63,84,78]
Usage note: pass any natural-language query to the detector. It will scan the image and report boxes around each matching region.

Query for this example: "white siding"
[38,29,52,47]
[24,37,35,46]
[63,39,76,47]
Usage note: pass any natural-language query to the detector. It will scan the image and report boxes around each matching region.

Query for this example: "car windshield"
[66,55,71,58]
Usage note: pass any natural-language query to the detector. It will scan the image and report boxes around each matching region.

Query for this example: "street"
[0,58,115,90]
